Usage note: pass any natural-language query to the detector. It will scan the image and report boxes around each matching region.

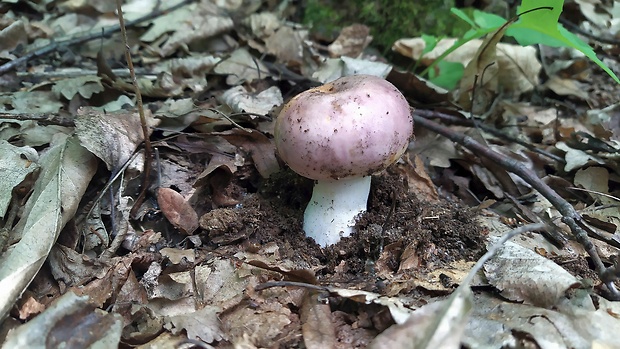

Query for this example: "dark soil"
[199,165,486,292]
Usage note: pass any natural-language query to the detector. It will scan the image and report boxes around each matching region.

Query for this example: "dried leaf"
[75,108,159,172]
[327,24,372,58]
[484,240,581,308]
[300,292,336,349]
[217,128,280,178]
[52,75,104,100]
[0,141,39,218]
[243,12,281,38]
[159,2,233,56]
[8,91,63,114]
[265,26,306,65]
[0,20,27,58]
[544,75,589,100]
[0,135,97,320]
[157,187,199,235]
[214,48,270,85]
[219,85,283,116]
[166,305,225,343]
[3,292,123,348]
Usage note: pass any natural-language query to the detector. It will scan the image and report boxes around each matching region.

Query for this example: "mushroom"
[274,75,413,246]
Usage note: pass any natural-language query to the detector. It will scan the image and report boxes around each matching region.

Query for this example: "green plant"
[420,0,620,89]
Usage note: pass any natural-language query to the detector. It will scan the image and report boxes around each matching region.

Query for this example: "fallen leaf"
[0,141,39,218]
[214,48,270,85]
[219,85,283,116]
[484,239,581,308]
[52,75,104,100]
[300,292,336,349]
[544,75,590,100]
[0,136,97,321]
[75,107,159,172]
[3,292,123,348]
[328,24,372,58]
[157,187,199,235]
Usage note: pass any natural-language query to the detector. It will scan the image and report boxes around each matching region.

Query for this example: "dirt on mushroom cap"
[275,75,413,180]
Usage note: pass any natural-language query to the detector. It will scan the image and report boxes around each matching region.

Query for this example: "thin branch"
[113,0,152,219]
[207,108,253,133]
[462,223,547,287]
[415,109,566,164]
[0,112,75,127]
[413,111,619,298]
[0,0,197,76]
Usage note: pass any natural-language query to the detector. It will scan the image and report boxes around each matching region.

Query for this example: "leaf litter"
[1,0,620,348]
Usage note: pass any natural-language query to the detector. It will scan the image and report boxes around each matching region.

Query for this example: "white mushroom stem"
[303,176,371,247]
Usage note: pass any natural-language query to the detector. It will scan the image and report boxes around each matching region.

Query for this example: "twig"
[0,112,75,127]
[558,17,620,46]
[0,0,197,76]
[207,108,253,133]
[462,223,547,286]
[113,0,153,219]
[415,109,566,164]
[15,68,154,79]
[255,281,327,292]
[568,187,620,203]
[413,111,620,298]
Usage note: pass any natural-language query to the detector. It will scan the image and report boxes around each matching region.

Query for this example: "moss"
[302,0,472,51]
[302,0,345,38]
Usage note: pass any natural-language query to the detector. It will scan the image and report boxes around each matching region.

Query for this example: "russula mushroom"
[274,74,413,246]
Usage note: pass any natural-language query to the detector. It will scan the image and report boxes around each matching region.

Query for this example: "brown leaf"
[217,128,280,178]
[301,292,336,349]
[457,26,506,112]
[74,108,159,172]
[387,69,450,105]
[265,26,306,66]
[157,188,199,235]
[328,24,372,58]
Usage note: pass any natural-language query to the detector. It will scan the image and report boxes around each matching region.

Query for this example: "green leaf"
[451,8,477,28]
[473,10,506,29]
[421,34,440,55]
[510,0,620,84]
[429,61,464,90]
[419,28,495,78]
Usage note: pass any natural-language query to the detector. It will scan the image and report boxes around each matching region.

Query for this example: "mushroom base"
[303,176,371,247]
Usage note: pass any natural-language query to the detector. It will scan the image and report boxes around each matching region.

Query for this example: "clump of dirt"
[201,166,485,288]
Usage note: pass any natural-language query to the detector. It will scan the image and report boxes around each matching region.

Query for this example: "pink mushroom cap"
[275,75,413,180]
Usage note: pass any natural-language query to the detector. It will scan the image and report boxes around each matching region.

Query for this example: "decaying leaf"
[544,75,590,100]
[51,75,104,100]
[265,26,307,66]
[0,141,38,218]
[300,292,336,349]
[219,85,283,116]
[2,292,123,348]
[157,187,199,235]
[243,12,281,38]
[217,128,280,178]
[328,24,372,58]
[484,239,581,308]
[214,48,270,85]
[0,135,97,321]
[166,305,225,343]
[158,2,234,56]
[74,107,159,172]
[0,20,27,58]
